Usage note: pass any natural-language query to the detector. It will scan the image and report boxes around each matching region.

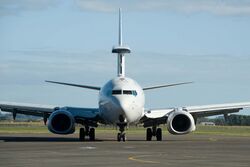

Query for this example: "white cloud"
[75,0,250,16]
[1,0,250,16]
[75,0,115,12]
[0,0,60,16]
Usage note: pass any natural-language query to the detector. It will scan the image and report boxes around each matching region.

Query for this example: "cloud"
[0,0,60,16]
[75,0,250,16]
[0,49,115,85]
[1,0,250,16]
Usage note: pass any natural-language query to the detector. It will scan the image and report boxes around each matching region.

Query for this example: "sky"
[0,0,250,115]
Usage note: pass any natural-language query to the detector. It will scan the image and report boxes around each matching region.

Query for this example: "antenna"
[119,8,122,46]
[112,8,131,77]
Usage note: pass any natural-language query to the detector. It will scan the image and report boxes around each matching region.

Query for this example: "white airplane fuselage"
[99,77,145,124]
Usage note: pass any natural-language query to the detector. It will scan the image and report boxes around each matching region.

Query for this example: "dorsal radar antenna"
[112,8,131,77]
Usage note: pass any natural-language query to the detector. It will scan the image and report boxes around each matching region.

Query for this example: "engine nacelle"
[167,110,196,135]
[48,110,75,135]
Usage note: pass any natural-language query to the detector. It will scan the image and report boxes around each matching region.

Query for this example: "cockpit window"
[112,90,138,96]
[112,90,122,95]
[132,90,137,96]
[123,90,132,95]
[123,90,137,96]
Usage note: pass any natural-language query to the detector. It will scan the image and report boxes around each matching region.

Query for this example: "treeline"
[0,112,41,122]
[198,114,250,126]
[225,115,250,126]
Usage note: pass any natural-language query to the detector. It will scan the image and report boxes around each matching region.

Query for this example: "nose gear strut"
[117,122,127,142]
[117,115,127,142]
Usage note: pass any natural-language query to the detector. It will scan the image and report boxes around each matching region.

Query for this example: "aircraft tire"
[156,128,162,141]
[89,128,95,141]
[117,133,121,142]
[79,128,85,141]
[146,128,153,141]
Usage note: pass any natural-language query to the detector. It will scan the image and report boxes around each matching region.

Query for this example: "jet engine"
[167,110,196,135]
[48,110,75,134]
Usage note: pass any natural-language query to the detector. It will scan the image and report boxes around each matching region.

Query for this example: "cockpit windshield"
[123,90,132,95]
[112,90,122,95]
[112,90,137,96]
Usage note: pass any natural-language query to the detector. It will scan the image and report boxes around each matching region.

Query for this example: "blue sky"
[0,0,250,115]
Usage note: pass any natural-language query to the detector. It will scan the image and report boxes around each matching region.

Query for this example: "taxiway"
[0,133,250,167]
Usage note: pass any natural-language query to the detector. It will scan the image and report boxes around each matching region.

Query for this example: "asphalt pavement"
[0,133,250,167]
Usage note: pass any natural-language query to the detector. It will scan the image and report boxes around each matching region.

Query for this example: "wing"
[0,101,55,118]
[141,108,174,127]
[141,102,250,126]
[0,101,100,125]
[59,106,101,126]
[143,82,193,90]
[185,102,250,117]
[45,80,101,91]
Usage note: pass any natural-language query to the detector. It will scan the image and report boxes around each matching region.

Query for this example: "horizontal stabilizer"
[143,82,193,90]
[45,80,101,91]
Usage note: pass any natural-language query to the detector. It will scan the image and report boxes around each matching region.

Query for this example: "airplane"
[1,9,250,142]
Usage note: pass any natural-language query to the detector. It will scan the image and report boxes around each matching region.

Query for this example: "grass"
[194,125,250,137]
[0,121,48,134]
[0,121,250,136]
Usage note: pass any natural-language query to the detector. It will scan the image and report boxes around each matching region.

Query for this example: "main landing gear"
[79,126,95,141]
[146,126,162,141]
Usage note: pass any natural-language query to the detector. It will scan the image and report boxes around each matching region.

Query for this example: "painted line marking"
[128,155,160,164]
[208,138,218,142]
[79,146,96,150]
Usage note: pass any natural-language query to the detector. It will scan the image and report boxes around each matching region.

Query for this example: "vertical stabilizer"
[112,8,131,77]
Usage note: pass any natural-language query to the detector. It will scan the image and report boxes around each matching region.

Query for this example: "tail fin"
[112,8,131,77]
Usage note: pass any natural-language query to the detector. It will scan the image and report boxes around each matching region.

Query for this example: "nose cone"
[115,97,141,123]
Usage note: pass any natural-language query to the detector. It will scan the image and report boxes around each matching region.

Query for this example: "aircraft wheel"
[117,133,121,142]
[121,133,126,142]
[79,128,85,141]
[89,128,95,141]
[146,128,153,141]
[156,128,162,141]
[117,133,126,142]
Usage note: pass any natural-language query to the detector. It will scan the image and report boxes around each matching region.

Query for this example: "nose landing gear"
[117,122,127,142]
[116,115,127,142]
